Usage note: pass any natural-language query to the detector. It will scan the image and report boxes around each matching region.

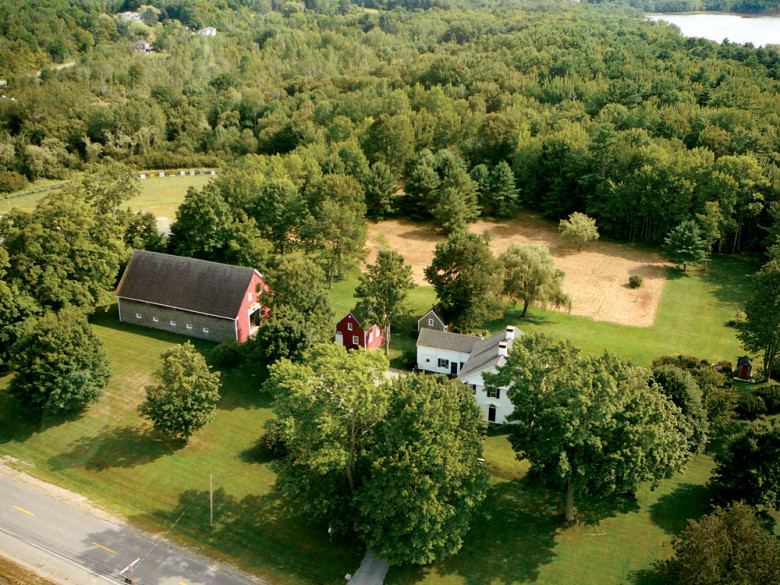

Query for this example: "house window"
[428,318,434,326]
[347,322,353,331]
[352,335,359,345]
[135,313,142,319]
[152,317,159,323]
[247,293,252,301]
[438,358,449,368]
[203,327,209,333]
[369,332,373,342]
[470,384,477,394]
[487,388,501,399]
[186,324,193,330]
[170,320,176,327]
[488,405,497,423]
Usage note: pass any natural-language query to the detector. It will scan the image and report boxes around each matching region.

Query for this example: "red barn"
[116,250,269,343]
[335,305,385,351]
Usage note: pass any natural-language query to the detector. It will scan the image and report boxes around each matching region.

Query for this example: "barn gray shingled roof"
[417,328,481,354]
[116,250,259,319]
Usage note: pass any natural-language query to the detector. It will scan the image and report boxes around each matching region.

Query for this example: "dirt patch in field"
[367,215,669,327]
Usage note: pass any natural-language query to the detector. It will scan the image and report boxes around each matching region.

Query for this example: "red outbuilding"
[335,304,385,351]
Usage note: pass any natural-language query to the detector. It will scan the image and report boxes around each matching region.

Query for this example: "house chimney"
[505,326,516,341]
[498,341,508,357]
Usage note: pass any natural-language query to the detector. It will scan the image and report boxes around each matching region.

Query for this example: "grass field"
[0,173,209,218]
[333,253,756,369]
[0,555,59,585]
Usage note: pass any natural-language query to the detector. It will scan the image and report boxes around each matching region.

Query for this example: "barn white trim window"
[170,320,176,327]
[428,318,434,326]
[152,317,159,323]
[203,327,209,333]
[347,322,353,331]
[186,324,193,330]
[135,313,142,319]
[352,335,359,345]
[369,332,374,343]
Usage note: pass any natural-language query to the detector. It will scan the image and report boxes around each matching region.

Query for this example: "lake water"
[646,13,780,47]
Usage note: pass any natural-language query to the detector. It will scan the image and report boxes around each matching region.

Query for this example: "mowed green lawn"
[0,243,758,584]
[0,173,209,218]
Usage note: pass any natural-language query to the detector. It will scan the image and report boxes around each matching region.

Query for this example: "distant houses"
[417,325,522,424]
[134,39,152,54]
[115,251,269,343]
[335,305,385,351]
[117,11,141,21]
[197,27,217,36]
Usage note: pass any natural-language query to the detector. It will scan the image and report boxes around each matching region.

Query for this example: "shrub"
[736,393,766,419]
[208,339,246,367]
[628,274,644,288]
[0,171,28,193]
[756,385,780,415]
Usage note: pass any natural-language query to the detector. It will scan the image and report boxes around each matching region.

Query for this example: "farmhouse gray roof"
[458,331,515,379]
[116,250,260,319]
[417,328,481,354]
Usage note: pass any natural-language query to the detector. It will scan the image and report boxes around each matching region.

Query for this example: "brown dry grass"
[367,214,670,327]
[0,556,58,585]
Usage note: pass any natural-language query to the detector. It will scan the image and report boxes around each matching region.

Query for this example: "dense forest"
[0,0,778,255]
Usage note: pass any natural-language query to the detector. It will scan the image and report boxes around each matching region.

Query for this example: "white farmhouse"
[417,325,522,424]
[198,27,218,36]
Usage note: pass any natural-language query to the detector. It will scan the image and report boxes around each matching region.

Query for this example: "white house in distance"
[417,326,521,424]
[198,27,217,36]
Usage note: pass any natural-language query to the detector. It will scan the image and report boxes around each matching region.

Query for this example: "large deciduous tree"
[652,365,709,454]
[254,252,335,363]
[663,502,780,585]
[263,343,390,531]
[424,232,501,331]
[355,249,415,355]
[139,342,221,441]
[485,334,692,522]
[9,308,111,415]
[80,159,140,217]
[662,220,709,272]
[711,419,780,510]
[499,243,570,318]
[559,212,599,250]
[302,174,367,288]
[356,375,488,565]
[737,261,780,380]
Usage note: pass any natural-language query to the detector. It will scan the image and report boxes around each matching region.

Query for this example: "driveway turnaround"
[0,472,263,585]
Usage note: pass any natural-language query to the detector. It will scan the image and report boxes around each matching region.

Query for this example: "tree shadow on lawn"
[703,255,759,307]
[238,436,278,466]
[0,391,87,444]
[649,482,714,535]
[391,478,639,585]
[48,425,183,471]
[136,487,363,585]
[215,365,270,412]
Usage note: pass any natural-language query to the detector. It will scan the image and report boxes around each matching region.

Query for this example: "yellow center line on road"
[91,541,118,555]
[13,505,34,516]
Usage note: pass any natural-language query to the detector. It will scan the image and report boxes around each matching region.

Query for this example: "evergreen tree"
[363,162,397,220]
[489,161,519,218]
[662,220,709,272]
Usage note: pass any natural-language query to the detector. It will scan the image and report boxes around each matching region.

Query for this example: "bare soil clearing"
[367,215,669,327]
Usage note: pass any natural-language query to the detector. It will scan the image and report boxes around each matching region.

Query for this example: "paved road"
[349,550,389,585]
[0,473,263,585]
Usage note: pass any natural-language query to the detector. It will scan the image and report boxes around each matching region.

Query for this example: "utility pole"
[209,473,214,528]
[119,558,140,584]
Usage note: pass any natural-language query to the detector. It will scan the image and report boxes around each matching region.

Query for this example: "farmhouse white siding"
[461,368,515,425]
[417,346,472,376]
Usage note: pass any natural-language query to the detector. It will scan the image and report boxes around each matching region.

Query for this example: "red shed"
[335,304,385,351]
[116,250,269,343]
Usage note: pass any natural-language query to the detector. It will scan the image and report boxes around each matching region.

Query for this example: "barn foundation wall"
[118,299,236,343]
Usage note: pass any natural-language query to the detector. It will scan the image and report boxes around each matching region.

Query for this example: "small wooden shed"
[736,356,753,380]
